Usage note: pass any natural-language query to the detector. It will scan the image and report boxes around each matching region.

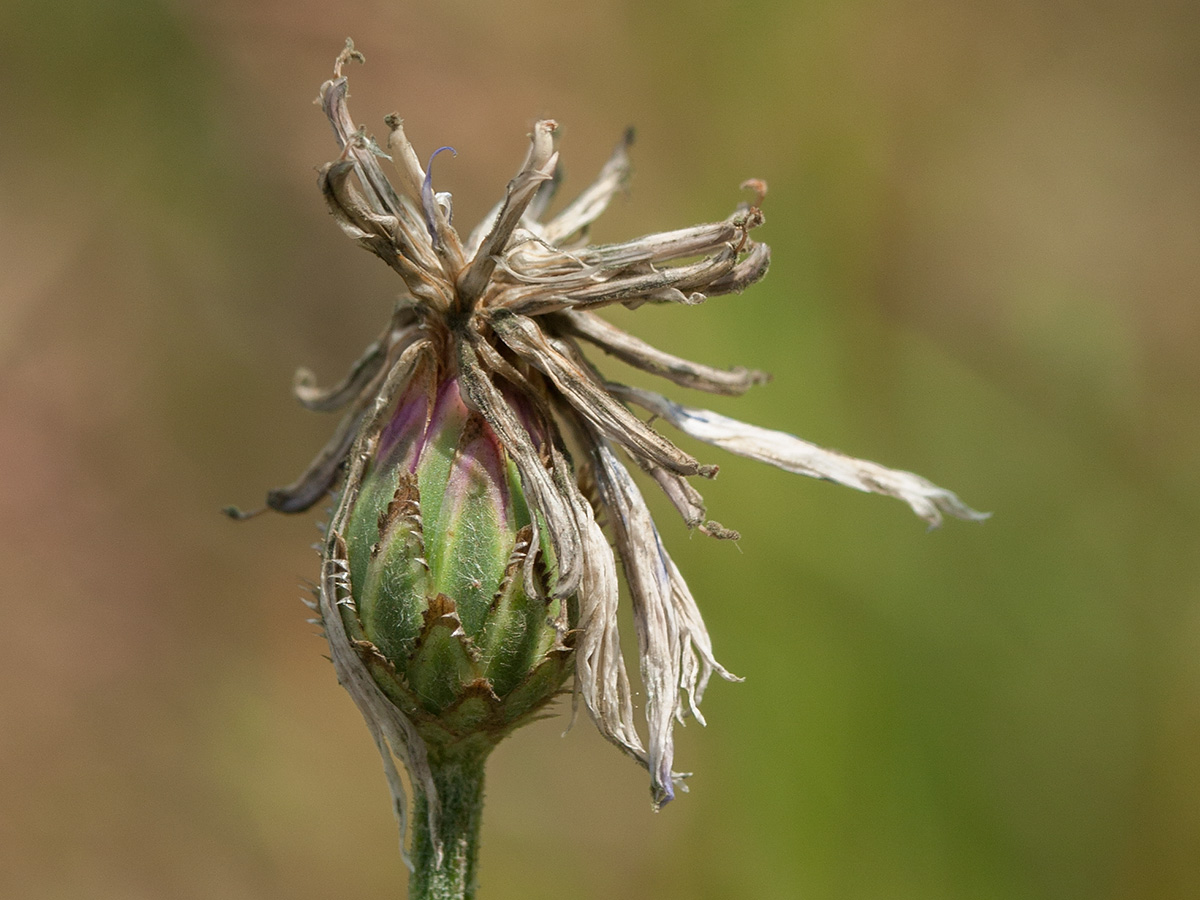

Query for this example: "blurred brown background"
[2,1,1198,898]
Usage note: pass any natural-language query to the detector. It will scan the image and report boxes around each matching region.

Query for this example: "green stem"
[410,744,490,900]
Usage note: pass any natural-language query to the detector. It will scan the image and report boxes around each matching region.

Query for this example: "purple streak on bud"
[375,377,516,512]
[376,379,433,464]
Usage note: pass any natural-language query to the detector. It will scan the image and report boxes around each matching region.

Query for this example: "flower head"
[241,40,985,831]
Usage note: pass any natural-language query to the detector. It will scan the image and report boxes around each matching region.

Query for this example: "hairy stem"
[410,745,490,900]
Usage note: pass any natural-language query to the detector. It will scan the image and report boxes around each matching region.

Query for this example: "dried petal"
[615,384,989,527]
[457,120,560,308]
[541,128,633,244]
[293,308,416,412]
[556,309,770,395]
[490,309,712,478]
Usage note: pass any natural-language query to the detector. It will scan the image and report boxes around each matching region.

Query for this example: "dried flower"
[238,40,985,843]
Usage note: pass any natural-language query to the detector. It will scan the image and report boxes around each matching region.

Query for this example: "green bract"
[340,377,573,749]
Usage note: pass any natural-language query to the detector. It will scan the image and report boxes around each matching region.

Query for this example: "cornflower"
[233,40,984,899]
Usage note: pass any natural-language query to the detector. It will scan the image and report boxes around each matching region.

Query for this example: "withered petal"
[499,245,738,315]
[540,127,633,245]
[615,384,990,527]
[293,309,417,412]
[490,310,711,478]
[457,120,559,309]
[590,440,695,807]
[555,309,770,395]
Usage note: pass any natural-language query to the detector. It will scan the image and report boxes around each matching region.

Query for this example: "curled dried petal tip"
[334,37,364,77]
[919,492,992,530]
[740,178,768,207]
[527,119,558,171]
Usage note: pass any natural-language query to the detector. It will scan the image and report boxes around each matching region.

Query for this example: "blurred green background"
[2,1,1197,898]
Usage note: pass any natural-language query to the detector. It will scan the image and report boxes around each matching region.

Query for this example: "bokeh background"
[2,1,1198,898]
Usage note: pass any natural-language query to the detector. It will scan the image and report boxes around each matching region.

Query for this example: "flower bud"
[339,375,575,749]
